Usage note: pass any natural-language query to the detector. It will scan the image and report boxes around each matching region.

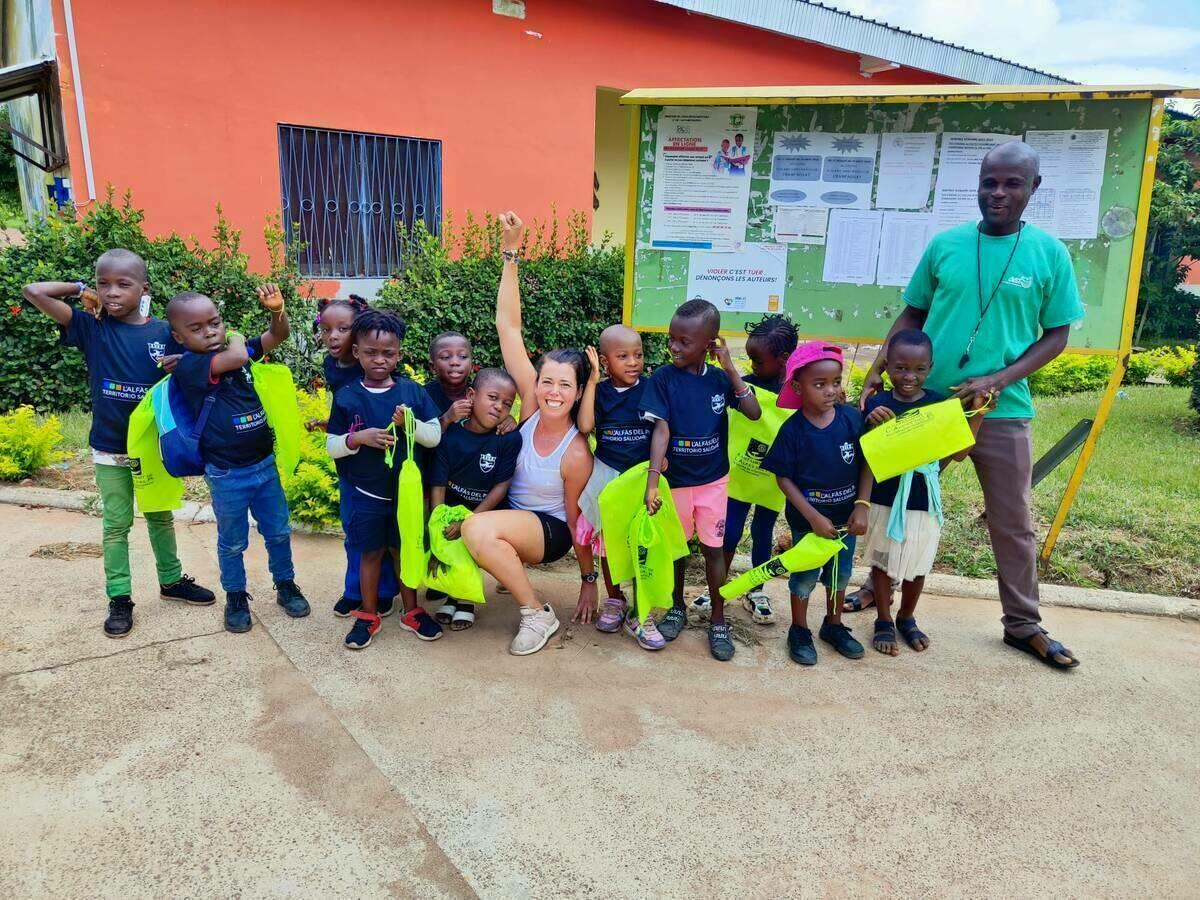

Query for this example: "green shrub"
[283,389,339,526]
[376,212,667,375]
[0,191,309,412]
[0,406,66,480]
[1028,354,1116,396]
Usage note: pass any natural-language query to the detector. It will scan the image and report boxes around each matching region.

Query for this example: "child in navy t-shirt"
[168,284,309,634]
[326,311,442,651]
[639,299,761,662]
[23,250,214,638]
[428,368,521,630]
[576,325,660,649]
[761,342,871,668]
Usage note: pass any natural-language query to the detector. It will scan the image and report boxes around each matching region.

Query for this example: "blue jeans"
[723,498,778,567]
[205,454,294,593]
[788,532,856,599]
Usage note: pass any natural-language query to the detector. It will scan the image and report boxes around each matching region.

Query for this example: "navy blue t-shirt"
[328,377,439,499]
[323,354,363,393]
[593,379,653,473]
[761,404,864,534]
[640,364,741,488]
[59,310,173,454]
[174,337,274,470]
[864,389,945,511]
[430,422,521,509]
[424,380,465,416]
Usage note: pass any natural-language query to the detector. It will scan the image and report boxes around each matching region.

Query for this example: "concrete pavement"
[1,505,1198,898]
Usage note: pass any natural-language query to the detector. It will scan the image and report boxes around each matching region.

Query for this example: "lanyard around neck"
[960,222,1023,368]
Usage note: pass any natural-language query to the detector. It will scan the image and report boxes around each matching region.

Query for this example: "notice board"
[620,86,1168,353]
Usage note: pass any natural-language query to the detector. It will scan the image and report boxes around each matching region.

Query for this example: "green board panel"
[629,99,1151,352]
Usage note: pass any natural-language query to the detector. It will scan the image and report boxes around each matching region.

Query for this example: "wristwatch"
[581,571,598,584]
[73,281,88,298]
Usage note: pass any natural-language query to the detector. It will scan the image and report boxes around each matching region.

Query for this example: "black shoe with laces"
[160,574,216,606]
[225,591,253,633]
[104,596,135,638]
[275,580,310,618]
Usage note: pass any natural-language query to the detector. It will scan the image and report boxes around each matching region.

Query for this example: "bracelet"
[501,249,521,265]
[734,385,752,399]
[73,281,88,299]
[647,468,660,476]
[854,499,871,508]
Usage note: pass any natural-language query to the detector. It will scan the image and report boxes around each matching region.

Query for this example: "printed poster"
[768,132,880,209]
[875,133,938,210]
[1023,129,1109,240]
[686,243,788,314]
[932,132,1014,228]
[648,106,757,252]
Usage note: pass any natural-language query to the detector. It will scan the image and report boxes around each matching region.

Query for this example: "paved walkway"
[1,505,1198,898]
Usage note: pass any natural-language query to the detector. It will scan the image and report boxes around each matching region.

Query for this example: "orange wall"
[58,0,954,270]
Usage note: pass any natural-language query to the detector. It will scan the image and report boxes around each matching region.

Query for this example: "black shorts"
[533,511,573,564]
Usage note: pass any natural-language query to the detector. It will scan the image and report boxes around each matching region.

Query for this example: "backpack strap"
[192,393,217,440]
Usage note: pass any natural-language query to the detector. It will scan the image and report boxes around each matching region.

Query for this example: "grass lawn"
[31,385,1200,597]
[938,385,1199,598]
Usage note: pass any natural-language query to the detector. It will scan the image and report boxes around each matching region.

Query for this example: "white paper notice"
[932,132,1013,228]
[875,133,937,210]
[822,209,883,285]
[648,106,757,252]
[1023,129,1109,239]
[686,243,788,314]
[773,207,828,245]
[768,132,880,209]
[877,212,936,287]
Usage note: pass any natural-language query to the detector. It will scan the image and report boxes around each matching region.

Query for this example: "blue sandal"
[1004,632,1080,670]
[872,619,898,655]
[896,616,929,651]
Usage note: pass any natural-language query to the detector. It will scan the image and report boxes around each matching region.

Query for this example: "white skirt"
[862,503,941,582]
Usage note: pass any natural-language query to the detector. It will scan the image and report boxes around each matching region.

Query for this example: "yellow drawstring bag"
[250,361,301,480]
[127,386,186,513]
[393,407,427,589]
[727,384,794,512]
[426,504,485,604]
[719,532,845,600]
[860,397,976,483]
[599,461,689,614]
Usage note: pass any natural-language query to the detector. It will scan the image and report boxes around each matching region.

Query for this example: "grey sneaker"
[742,589,775,624]
[658,606,688,641]
[687,593,712,623]
[510,604,560,656]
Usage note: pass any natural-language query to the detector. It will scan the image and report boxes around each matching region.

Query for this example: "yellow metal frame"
[621,85,1191,563]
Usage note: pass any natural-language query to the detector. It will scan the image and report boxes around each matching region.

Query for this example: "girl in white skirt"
[861,329,945,656]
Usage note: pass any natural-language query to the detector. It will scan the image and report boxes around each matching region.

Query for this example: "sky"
[829,0,1199,87]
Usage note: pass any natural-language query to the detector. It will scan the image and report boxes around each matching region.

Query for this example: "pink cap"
[776,341,844,410]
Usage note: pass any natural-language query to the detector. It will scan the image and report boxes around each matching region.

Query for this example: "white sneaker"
[742,589,775,624]
[510,604,560,656]
[687,593,712,623]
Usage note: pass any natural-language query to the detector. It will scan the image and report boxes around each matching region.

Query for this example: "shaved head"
[96,248,148,282]
[981,140,1040,178]
[598,324,641,355]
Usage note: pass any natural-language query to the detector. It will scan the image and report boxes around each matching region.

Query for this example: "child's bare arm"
[430,485,446,508]
[644,417,669,514]
[577,346,601,435]
[22,281,84,328]
[848,462,873,536]
[256,283,290,354]
[210,332,251,376]
[474,480,512,516]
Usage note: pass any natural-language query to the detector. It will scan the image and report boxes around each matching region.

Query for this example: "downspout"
[61,0,95,200]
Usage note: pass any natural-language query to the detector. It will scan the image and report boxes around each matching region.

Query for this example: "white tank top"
[508,411,577,522]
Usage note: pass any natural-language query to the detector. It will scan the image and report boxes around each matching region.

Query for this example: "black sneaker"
[333,596,361,617]
[708,622,735,661]
[104,596,135,639]
[160,574,216,606]
[787,624,817,666]
[818,619,865,659]
[225,591,253,633]
[274,580,310,618]
[658,606,688,641]
[378,595,395,618]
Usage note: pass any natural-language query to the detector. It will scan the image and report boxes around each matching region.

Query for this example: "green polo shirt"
[903,221,1084,419]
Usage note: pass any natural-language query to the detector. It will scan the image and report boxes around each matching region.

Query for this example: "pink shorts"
[671,476,729,548]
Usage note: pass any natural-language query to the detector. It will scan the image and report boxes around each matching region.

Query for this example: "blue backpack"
[148,376,217,477]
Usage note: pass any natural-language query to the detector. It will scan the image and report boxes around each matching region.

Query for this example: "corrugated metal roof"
[651,0,1073,85]
[619,84,1200,105]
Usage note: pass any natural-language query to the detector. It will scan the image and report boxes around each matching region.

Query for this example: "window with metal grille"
[278,124,442,278]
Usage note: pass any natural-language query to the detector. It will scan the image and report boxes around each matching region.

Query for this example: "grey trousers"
[968,417,1042,639]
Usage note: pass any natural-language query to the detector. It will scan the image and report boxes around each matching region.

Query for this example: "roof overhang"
[619,83,1200,106]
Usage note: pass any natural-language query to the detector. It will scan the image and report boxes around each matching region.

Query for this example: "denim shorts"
[340,486,400,554]
[788,532,856,598]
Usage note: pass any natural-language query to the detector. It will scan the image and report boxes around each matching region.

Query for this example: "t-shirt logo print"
[146,340,166,363]
[840,441,855,464]
[710,393,726,415]
[479,452,496,474]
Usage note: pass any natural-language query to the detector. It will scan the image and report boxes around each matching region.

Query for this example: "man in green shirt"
[862,140,1083,670]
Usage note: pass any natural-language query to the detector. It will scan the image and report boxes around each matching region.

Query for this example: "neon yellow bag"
[127,386,186,513]
[599,462,689,616]
[426,504,485,604]
[727,384,794,512]
[251,361,301,480]
[393,407,427,589]
[860,398,976,483]
[719,532,844,600]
